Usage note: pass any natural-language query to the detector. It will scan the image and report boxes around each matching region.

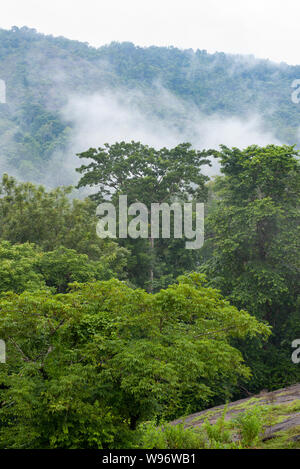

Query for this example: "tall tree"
[202,144,300,391]
[0,274,269,448]
[76,141,211,290]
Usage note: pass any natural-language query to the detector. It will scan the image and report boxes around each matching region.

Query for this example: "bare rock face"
[262,415,300,441]
[171,383,300,440]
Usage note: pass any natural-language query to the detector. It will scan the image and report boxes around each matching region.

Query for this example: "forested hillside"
[1,26,300,183]
[0,143,299,449]
[0,26,299,450]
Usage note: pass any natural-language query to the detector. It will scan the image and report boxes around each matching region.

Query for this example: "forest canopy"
[0,141,299,448]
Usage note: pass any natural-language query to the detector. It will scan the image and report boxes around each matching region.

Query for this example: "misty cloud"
[49,86,281,186]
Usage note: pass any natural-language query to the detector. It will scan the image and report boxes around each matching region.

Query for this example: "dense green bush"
[0,274,268,448]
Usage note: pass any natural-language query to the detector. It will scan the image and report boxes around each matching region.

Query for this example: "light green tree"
[0,274,270,448]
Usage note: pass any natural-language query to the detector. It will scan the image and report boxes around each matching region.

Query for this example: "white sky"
[0,0,299,64]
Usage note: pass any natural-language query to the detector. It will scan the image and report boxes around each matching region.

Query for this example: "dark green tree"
[76,141,211,290]
[202,144,300,391]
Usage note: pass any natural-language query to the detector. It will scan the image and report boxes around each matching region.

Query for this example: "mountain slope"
[1,26,300,184]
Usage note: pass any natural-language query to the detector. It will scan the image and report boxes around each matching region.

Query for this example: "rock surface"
[172,383,300,441]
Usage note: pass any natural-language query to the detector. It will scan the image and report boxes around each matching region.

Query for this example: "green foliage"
[77,141,210,290]
[1,26,299,179]
[0,274,269,448]
[138,405,268,449]
[203,406,233,448]
[202,145,300,391]
[233,407,265,447]
[138,410,240,449]
[0,23,298,446]
[76,141,210,204]
[0,241,45,293]
[0,174,129,280]
[0,240,128,294]
[139,422,206,449]
[0,174,131,293]
[0,174,122,257]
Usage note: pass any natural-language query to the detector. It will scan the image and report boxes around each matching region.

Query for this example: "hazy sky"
[0,0,299,64]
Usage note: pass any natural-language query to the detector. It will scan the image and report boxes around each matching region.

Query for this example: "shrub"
[233,406,265,447]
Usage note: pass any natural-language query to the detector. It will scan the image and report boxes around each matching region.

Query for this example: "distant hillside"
[1,26,300,184]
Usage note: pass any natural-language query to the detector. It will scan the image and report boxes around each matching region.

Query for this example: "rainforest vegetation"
[0,142,299,448]
[0,27,299,449]
[1,26,300,181]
